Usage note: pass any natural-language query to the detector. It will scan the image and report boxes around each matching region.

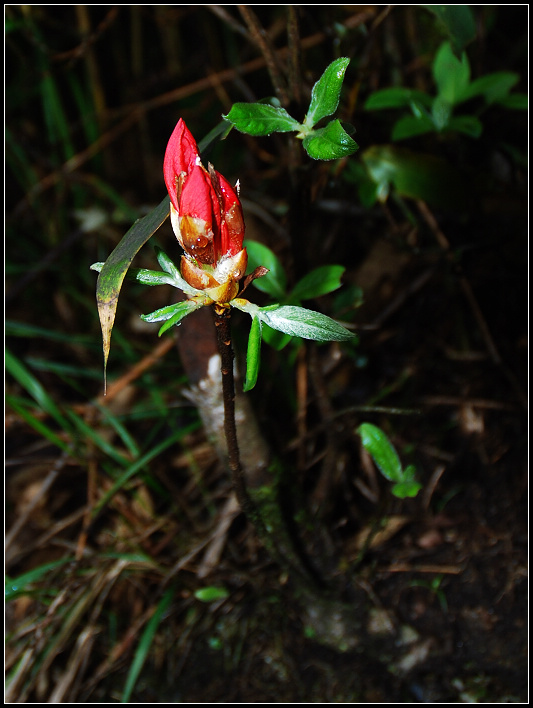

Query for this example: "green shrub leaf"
[290,265,345,302]
[304,57,350,128]
[433,41,470,105]
[258,305,355,342]
[224,103,302,136]
[303,120,358,160]
[358,423,403,482]
[245,240,287,299]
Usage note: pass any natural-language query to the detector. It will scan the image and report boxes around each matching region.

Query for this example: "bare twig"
[237,5,289,105]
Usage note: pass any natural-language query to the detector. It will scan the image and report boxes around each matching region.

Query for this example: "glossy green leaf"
[290,265,345,302]
[244,240,287,299]
[243,316,262,392]
[303,120,358,161]
[357,423,403,483]
[304,57,350,128]
[224,103,302,136]
[258,305,355,342]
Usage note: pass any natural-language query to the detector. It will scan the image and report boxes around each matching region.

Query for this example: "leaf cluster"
[224,58,359,161]
[364,41,527,142]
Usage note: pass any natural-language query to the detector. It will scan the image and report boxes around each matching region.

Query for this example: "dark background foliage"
[6,5,527,702]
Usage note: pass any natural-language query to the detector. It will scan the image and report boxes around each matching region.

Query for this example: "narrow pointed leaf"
[96,195,170,388]
[243,316,262,392]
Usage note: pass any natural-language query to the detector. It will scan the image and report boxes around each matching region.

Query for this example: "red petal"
[163,119,199,211]
[180,166,216,224]
[216,172,245,255]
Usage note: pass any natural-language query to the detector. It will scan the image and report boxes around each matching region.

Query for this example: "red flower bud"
[164,119,247,299]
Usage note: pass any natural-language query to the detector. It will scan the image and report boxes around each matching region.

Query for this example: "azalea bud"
[164,119,247,299]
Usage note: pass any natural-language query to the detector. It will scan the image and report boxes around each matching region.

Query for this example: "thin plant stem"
[212,304,254,518]
[212,304,324,588]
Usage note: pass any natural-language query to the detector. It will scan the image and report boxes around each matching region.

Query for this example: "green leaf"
[96,195,170,388]
[392,465,422,499]
[431,95,452,131]
[244,240,287,299]
[6,349,70,431]
[243,316,262,392]
[358,426,422,499]
[224,103,302,136]
[433,41,470,106]
[459,71,520,104]
[158,300,205,335]
[141,300,192,324]
[422,5,476,55]
[364,87,432,111]
[392,113,436,141]
[122,586,175,703]
[304,57,350,128]
[194,586,230,603]
[155,247,182,280]
[361,145,470,210]
[495,93,528,110]
[357,423,403,483]
[6,558,74,601]
[446,115,483,138]
[91,259,198,291]
[303,120,358,161]
[6,395,72,453]
[94,425,195,516]
[290,265,345,302]
[260,324,293,351]
[258,305,355,342]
